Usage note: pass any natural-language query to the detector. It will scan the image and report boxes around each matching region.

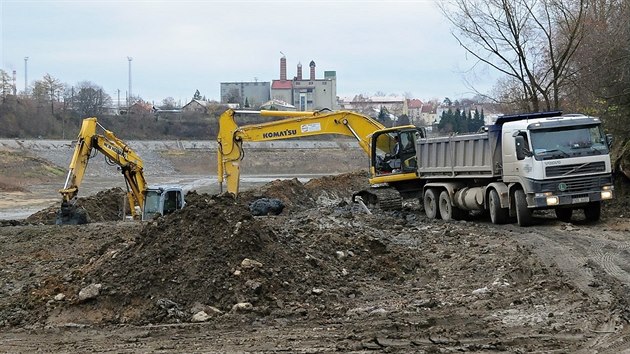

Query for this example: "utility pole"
[24,56,29,95]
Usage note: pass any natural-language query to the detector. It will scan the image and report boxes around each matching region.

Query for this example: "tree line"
[438,108,485,134]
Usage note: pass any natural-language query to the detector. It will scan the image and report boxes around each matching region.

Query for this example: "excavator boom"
[217,108,421,198]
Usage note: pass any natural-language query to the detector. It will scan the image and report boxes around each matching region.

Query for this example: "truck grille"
[539,175,609,193]
[546,161,605,177]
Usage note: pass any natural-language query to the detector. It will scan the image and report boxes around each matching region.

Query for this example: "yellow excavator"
[217,108,426,209]
[57,117,185,225]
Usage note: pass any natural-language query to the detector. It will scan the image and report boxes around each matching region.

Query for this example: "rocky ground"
[0,144,630,353]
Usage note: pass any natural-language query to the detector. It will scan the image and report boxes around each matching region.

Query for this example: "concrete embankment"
[0,139,363,178]
[0,139,360,151]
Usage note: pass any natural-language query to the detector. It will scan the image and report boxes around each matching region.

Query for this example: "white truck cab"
[500,114,613,213]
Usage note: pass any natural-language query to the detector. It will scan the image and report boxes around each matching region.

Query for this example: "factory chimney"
[280,54,287,80]
[309,60,316,81]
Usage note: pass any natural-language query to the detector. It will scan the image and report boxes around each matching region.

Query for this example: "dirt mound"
[27,188,128,224]
[237,170,370,212]
[74,181,424,324]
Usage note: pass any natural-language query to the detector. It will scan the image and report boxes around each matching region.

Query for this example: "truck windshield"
[143,190,161,217]
[529,124,608,160]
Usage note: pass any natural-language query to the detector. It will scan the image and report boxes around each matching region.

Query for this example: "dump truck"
[418,111,614,226]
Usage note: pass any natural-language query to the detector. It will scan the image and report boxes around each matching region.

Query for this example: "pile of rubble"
[26,188,128,224]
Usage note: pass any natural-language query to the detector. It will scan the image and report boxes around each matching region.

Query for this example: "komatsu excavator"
[57,117,185,225]
[217,109,425,209]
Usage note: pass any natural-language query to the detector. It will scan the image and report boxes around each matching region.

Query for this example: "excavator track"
[352,187,403,211]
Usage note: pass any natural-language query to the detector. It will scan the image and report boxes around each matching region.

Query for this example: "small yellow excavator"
[57,117,185,225]
[217,108,426,209]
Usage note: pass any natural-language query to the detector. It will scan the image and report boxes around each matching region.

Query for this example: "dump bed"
[416,126,502,179]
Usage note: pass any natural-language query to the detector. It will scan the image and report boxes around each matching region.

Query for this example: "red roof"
[271,80,292,89]
[408,99,423,108]
[421,105,435,113]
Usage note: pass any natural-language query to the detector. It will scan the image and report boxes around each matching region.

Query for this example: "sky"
[0,0,497,105]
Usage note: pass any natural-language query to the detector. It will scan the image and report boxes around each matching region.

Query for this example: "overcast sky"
[1,0,497,105]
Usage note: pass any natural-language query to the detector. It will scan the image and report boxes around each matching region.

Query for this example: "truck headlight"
[546,196,559,206]
[601,190,613,200]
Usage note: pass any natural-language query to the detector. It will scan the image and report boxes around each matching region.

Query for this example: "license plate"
[572,197,589,204]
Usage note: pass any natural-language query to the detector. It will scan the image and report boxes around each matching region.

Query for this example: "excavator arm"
[217,108,394,196]
[58,117,147,224]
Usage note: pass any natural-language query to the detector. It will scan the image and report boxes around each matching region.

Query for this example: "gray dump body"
[416,125,502,179]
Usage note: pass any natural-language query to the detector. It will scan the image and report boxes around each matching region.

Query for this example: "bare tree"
[75,81,112,117]
[566,0,630,119]
[440,0,586,111]
[160,97,177,109]
[30,74,66,115]
[224,88,241,104]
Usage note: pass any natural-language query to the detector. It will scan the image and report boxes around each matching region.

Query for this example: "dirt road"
[1,144,629,352]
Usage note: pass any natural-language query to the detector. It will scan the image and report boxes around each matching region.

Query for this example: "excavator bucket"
[56,201,88,225]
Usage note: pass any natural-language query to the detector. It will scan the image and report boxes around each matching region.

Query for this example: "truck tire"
[489,189,509,224]
[424,189,441,219]
[583,202,601,223]
[555,208,573,222]
[515,189,533,227]
[439,191,466,221]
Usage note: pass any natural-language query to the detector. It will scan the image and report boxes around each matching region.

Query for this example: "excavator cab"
[142,186,185,221]
[372,127,424,176]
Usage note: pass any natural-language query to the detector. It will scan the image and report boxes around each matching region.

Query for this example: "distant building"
[129,101,155,115]
[341,95,406,117]
[407,99,423,124]
[182,99,211,113]
[271,56,338,111]
[259,98,296,111]
[220,82,270,108]
[420,104,438,126]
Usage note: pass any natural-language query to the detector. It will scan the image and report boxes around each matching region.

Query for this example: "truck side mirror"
[514,135,532,160]
[606,133,613,148]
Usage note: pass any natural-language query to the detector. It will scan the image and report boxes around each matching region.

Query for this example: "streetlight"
[24,56,29,95]
[127,56,133,107]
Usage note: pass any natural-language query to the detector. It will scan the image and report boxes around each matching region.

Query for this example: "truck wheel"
[489,189,509,224]
[583,202,601,223]
[439,191,465,221]
[555,208,573,222]
[424,189,440,219]
[515,189,533,226]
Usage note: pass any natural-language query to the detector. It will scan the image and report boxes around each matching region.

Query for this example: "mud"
[0,147,630,353]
